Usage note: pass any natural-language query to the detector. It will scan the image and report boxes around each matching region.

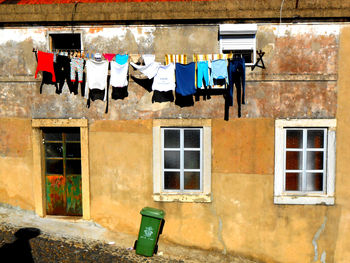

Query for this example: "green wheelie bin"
[134,207,165,257]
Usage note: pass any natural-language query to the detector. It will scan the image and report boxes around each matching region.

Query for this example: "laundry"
[142,54,155,66]
[130,61,161,79]
[103,53,116,62]
[70,57,84,83]
[111,86,128,100]
[110,61,129,88]
[152,63,175,92]
[152,90,174,103]
[35,51,56,82]
[209,59,228,86]
[228,57,246,118]
[85,59,109,101]
[115,54,129,65]
[175,62,196,96]
[197,61,209,89]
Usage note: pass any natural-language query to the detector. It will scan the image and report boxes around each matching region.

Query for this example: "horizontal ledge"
[32,118,88,127]
[153,193,212,203]
[274,196,334,205]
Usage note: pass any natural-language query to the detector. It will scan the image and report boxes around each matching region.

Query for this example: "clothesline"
[34,49,248,120]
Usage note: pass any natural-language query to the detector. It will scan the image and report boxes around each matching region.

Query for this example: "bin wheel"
[154,244,158,254]
[133,240,137,250]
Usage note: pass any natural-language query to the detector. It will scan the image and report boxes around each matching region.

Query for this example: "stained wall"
[0,23,346,263]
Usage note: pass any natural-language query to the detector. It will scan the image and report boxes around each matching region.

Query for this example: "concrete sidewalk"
[0,204,261,263]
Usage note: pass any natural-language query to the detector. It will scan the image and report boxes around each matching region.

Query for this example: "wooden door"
[43,127,82,216]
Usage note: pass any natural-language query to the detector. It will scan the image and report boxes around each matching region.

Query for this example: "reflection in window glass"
[286,130,303,148]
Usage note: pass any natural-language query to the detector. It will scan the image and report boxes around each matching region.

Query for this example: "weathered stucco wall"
[334,25,350,263]
[0,23,346,263]
[0,24,338,120]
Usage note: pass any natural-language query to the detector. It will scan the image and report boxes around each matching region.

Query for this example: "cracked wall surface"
[0,23,347,263]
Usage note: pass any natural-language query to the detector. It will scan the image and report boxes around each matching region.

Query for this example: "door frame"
[32,119,90,219]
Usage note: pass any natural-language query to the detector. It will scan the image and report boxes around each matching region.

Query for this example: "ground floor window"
[274,119,336,205]
[153,119,211,202]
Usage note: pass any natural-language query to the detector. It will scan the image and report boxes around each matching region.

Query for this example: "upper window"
[49,33,82,51]
[153,119,211,202]
[274,119,336,205]
[219,24,257,66]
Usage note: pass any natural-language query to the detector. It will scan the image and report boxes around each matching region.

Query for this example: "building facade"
[0,1,350,262]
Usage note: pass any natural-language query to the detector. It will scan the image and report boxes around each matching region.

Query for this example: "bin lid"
[140,207,165,219]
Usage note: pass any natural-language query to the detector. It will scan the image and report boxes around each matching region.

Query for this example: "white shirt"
[110,61,128,87]
[85,59,109,101]
[152,63,175,91]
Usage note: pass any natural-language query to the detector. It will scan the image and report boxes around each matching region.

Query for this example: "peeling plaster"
[274,24,340,37]
[0,28,46,46]
[312,216,327,262]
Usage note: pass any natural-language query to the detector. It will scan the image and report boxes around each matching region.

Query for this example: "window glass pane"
[66,160,81,175]
[66,143,81,158]
[164,151,180,169]
[306,173,323,191]
[44,132,62,141]
[286,130,303,148]
[66,132,80,142]
[164,172,180,190]
[164,130,180,148]
[307,130,324,148]
[45,143,63,158]
[285,173,301,191]
[184,151,200,169]
[307,151,324,170]
[286,151,303,170]
[46,159,63,174]
[184,130,200,148]
[184,172,200,190]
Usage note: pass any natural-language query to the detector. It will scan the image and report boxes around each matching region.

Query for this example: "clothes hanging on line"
[152,90,174,103]
[85,59,109,101]
[70,57,84,83]
[142,54,156,66]
[175,62,196,96]
[103,53,116,62]
[110,61,129,88]
[209,59,228,86]
[228,57,246,118]
[115,54,129,65]
[35,51,56,82]
[152,63,175,92]
[130,61,161,79]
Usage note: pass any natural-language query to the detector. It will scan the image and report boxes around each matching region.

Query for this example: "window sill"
[274,195,334,205]
[153,193,212,203]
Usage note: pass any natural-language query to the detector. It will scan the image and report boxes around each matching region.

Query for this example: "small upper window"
[49,33,82,51]
[274,119,336,205]
[219,24,257,65]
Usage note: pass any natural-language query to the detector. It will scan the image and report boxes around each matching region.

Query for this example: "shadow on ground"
[0,227,41,263]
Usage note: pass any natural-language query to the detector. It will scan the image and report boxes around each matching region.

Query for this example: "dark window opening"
[222,49,253,64]
[49,33,81,51]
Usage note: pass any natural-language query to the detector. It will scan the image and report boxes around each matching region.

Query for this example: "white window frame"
[219,24,257,66]
[153,119,211,202]
[274,119,336,205]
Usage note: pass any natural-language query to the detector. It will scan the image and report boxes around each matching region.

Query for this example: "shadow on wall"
[0,227,41,263]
